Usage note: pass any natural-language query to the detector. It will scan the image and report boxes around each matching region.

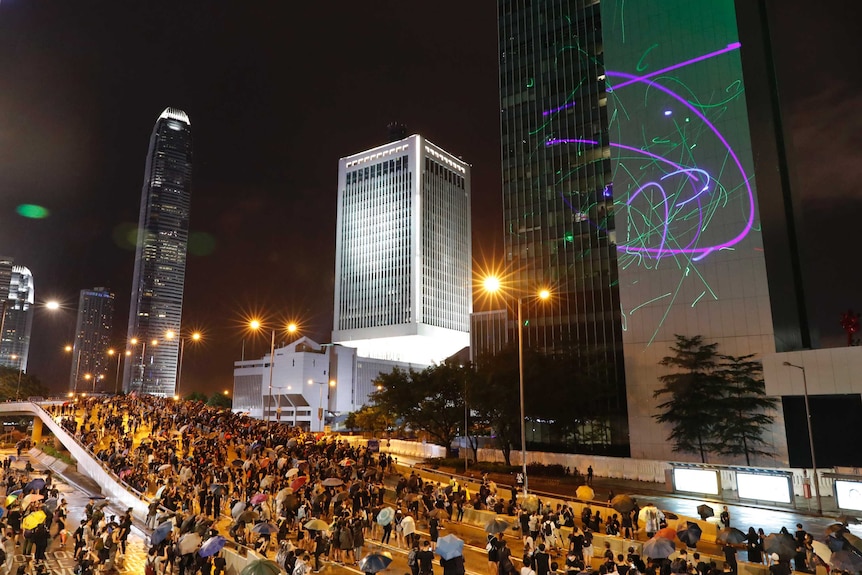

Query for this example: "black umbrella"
[209,484,226,497]
[831,550,862,573]
[826,524,849,538]
[643,537,676,559]
[677,521,703,548]
[838,515,862,526]
[611,495,635,514]
[357,552,393,574]
[717,528,747,546]
[696,504,714,520]
[764,533,797,561]
[231,459,244,467]
[485,517,510,534]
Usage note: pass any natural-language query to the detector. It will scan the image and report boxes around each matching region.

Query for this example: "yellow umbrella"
[5,495,16,507]
[22,510,46,530]
[576,485,595,500]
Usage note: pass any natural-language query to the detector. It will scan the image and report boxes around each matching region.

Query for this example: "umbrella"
[838,515,862,526]
[377,507,395,526]
[401,516,416,535]
[831,550,862,573]
[304,519,330,531]
[181,515,196,534]
[22,510,46,530]
[276,487,292,502]
[358,552,393,573]
[25,478,46,492]
[260,475,274,489]
[177,532,203,555]
[155,485,167,499]
[321,477,343,487]
[237,510,259,524]
[283,494,300,511]
[241,559,284,575]
[159,463,172,472]
[717,528,747,546]
[436,534,465,560]
[405,493,420,503]
[232,501,247,519]
[94,499,110,509]
[334,491,350,503]
[845,533,862,551]
[4,495,16,507]
[231,459,244,467]
[9,490,22,497]
[764,532,797,561]
[251,493,268,505]
[199,535,227,558]
[643,536,676,559]
[663,511,679,520]
[813,540,834,564]
[485,517,510,534]
[610,495,635,514]
[251,523,278,535]
[286,468,300,478]
[179,424,190,433]
[576,486,595,500]
[339,458,356,467]
[676,521,703,548]
[43,498,59,513]
[291,476,309,490]
[657,527,677,541]
[826,524,849,538]
[428,508,449,520]
[697,504,714,520]
[151,521,173,546]
[22,494,44,507]
[209,484,226,497]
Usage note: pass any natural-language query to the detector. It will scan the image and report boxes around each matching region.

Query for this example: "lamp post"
[249,320,297,429]
[10,354,23,401]
[482,275,550,496]
[308,379,335,432]
[166,330,201,399]
[783,361,822,515]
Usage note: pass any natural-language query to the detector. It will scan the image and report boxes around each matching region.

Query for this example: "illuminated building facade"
[123,108,193,397]
[0,265,34,372]
[332,135,472,365]
[498,0,807,463]
[69,287,115,392]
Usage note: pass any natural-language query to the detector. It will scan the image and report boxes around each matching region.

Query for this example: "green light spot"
[564,232,574,243]
[526,78,534,88]
[15,204,49,219]
[523,320,530,327]
[188,231,217,256]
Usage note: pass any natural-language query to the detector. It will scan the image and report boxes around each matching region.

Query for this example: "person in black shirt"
[417,540,435,575]
[534,543,551,575]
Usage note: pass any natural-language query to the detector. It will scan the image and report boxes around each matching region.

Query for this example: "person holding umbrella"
[746,527,763,564]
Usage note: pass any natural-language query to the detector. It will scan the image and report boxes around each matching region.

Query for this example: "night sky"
[1,1,859,395]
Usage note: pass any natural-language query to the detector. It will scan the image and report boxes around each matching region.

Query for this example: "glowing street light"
[173,330,202,399]
[308,379,336,432]
[482,274,551,495]
[249,319,300,429]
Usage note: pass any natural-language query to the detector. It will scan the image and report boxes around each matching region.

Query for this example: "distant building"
[69,287,115,393]
[233,336,424,432]
[332,134,472,366]
[0,265,34,372]
[123,108,193,397]
[469,310,509,362]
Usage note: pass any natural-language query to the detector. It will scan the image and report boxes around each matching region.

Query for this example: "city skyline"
[1,1,860,395]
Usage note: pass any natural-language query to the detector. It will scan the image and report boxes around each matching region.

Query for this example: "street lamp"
[9,354,23,401]
[83,373,104,393]
[482,275,551,496]
[783,361,822,515]
[107,348,132,395]
[167,330,202,399]
[308,379,336,432]
[249,319,299,429]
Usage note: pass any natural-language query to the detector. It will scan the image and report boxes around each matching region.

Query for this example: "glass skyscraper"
[69,287,115,393]
[0,265,34,372]
[497,0,807,461]
[332,134,472,366]
[123,108,193,397]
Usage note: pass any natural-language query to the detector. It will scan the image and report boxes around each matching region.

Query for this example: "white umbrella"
[286,468,299,478]
[260,475,274,489]
[177,532,202,555]
[401,516,416,536]
[179,424,190,433]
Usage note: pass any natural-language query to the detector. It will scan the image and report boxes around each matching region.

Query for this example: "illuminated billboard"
[835,480,862,512]
[736,472,792,504]
[673,468,720,495]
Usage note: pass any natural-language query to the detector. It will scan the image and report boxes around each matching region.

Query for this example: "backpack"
[544,522,553,536]
[408,549,418,566]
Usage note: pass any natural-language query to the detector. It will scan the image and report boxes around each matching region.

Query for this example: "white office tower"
[332,134,472,365]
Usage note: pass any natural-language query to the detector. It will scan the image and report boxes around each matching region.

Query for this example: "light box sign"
[835,480,862,511]
[736,472,792,503]
[673,468,720,495]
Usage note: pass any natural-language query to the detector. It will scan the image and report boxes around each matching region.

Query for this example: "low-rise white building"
[232,336,425,431]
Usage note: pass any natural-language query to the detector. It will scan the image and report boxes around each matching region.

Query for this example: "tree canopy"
[0,367,48,401]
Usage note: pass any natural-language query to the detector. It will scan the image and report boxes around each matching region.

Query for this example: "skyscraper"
[123,107,193,397]
[497,0,807,462]
[0,265,34,372]
[332,134,472,365]
[69,287,115,393]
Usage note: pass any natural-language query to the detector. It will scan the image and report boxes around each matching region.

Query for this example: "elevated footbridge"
[0,400,151,523]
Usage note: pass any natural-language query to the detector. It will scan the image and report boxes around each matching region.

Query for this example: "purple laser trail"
[608,42,741,92]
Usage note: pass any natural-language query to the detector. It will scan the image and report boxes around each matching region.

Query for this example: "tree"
[372,361,471,449]
[654,335,725,462]
[207,393,232,409]
[185,391,208,402]
[716,354,777,465]
[0,367,48,401]
[344,405,389,436]
[473,349,521,465]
